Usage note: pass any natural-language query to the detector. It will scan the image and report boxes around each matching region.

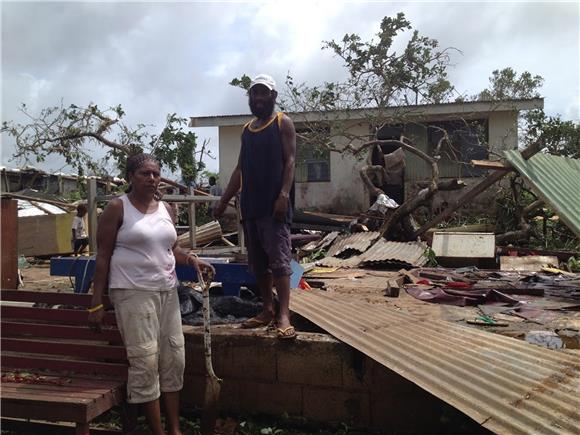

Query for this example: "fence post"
[189,186,197,248]
[87,178,98,253]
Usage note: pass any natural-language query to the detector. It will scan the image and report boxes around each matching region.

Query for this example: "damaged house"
[189,98,543,215]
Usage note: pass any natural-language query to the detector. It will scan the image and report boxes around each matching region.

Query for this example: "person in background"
[208,176,222,215]
[213,73,297,340]
[71,204,89,255]
[88,153,214,435]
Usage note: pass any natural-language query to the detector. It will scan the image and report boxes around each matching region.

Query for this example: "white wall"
[218,125,243,188]
[217,111,520,215]
[218,121,368,215]
[489,111,518,153]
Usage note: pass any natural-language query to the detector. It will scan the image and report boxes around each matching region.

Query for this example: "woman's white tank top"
[108,195,178,290]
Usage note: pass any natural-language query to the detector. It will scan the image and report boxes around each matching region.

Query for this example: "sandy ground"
[18,261,73,292]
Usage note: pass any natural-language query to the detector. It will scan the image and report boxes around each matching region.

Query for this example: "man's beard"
[249,97,275,119]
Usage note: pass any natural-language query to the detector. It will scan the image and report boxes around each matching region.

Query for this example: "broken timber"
[413,140,543,238]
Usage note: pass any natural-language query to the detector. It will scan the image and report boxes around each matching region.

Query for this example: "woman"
[88,153,214,435]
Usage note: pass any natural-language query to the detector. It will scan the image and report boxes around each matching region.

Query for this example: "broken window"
[428,119,488,177]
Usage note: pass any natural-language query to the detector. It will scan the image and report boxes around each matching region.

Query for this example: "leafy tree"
[1,103,213,183]
[477,67,580,158]
[524,109,580,158]
[477,68,543,101]
[231,12,459,154]
[477,68,580,246]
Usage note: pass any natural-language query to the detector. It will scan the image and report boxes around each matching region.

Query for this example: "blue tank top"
[240,112,294,222]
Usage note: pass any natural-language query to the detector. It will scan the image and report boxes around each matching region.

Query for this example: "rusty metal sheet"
[358,239,427,267]
[505,151,580,238]
[326,231,380,258]
[290,289,580,435]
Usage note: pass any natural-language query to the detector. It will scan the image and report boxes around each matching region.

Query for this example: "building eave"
[189,98,544,128]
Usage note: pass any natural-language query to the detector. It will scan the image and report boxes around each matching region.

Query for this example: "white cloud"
[1,0,578,176]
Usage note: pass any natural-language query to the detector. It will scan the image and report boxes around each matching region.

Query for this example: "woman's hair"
[125,153,160,179]
[125,153,162,199]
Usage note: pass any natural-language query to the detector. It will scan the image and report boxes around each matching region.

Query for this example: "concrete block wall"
[183,327,481,432]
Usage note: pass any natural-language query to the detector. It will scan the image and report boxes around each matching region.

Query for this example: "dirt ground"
[18,261,73,292]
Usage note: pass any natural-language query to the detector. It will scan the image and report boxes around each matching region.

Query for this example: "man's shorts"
[244,216,292,277]
[74,237,89,252]
[110,288,185,404]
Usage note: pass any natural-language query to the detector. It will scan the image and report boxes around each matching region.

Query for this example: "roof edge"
[189,98,544,128]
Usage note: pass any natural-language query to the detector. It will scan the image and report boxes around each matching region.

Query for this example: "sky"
[1,0,579,179]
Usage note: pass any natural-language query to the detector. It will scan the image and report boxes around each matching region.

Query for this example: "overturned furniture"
[1,290,132,435]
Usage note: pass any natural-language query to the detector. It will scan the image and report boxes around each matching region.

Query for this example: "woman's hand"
[88,302,104,332]
[187,254,215,283]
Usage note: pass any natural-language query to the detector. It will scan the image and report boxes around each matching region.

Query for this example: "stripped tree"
[1,103,213,187]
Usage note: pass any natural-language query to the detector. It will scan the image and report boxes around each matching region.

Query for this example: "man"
[208,176,222,215]
[213,73,297,339]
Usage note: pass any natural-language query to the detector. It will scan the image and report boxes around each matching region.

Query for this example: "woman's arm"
[89,198,122,330]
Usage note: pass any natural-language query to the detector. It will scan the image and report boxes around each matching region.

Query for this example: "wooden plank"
[1,371,123,389]
[2,387,124,426]
[1,199,18,289]
[2,354,128,377]
[1,321,122,343]
[1,384,110,400]
[1,397,86,422]
[470,159,511,170]
[1,306,117,325]
[1,338,127,361]
[500,255,559,272]
[1,290,111,307]
[2,390,93,404]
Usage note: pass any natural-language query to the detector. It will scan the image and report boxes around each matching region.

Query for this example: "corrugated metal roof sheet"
[327,232,380,257]
[317,240,427,268]
[358,239,427,267]
[290,289,580,435]
[301,231,339,252]
[505,151,580,238]
[17,200,68,217]
[316,254,362,268]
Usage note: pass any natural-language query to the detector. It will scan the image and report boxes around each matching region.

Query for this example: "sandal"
[241,316,273,329]
[276,325,297,340]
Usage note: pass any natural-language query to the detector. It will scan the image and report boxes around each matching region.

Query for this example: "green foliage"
[567,257,580,272]
[523,109,580,158]
[229,74,252,91]
[321,12,456,107]
[231,12,457,154]
[1,103,213,183]
[494,176,580,251]
[477,67,580,159]
[477,68,543,101]
[424,247,438,267]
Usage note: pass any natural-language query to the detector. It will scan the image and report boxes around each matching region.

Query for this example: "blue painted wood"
[50,257,303,295]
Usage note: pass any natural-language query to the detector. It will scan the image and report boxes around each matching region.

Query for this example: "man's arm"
[273,114,296,221]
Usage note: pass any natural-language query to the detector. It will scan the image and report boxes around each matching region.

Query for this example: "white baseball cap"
[250,74,276,91]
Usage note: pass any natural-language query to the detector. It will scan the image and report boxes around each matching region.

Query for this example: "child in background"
[71,204,89,255]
